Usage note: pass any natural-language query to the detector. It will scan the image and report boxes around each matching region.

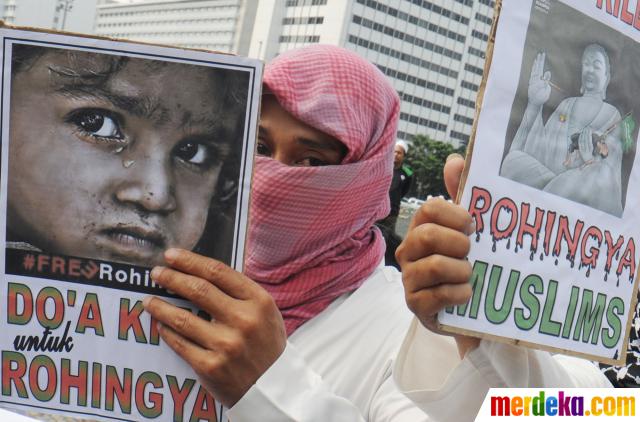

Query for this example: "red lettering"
[190,386,216,422]
[468,186,492,234]
[613,0,623,16]
[543,211,557,256]
[622,0,634,23]
[135,372,163,417]
[553,216,584,262]
[51,256,65,274]
[61,359,88,406]
[516,203,544,251]
[1,351,28,398]
[105,366,132,414]
[580,226,603,269]
[616,237,636,280]
[37,255,50,272]
[604,231,624,273]
[29,355,57,401]
[91,362,102,409]
[35,288,65,330]
[490,197,518,241]
[7,283,33,325]
[76,293,105,336]
[68,259,81,277]
[118,299,147,343]
[167,376,195,422]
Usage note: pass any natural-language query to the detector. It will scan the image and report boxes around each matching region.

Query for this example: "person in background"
[376,140,413,269]
[599,293,640,387]
[380,140,414,231]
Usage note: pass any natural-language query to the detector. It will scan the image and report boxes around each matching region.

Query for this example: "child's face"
[7,49,239,266]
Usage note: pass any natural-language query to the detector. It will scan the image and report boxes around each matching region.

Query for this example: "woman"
[143,45,428,420]
[144,46,612,422]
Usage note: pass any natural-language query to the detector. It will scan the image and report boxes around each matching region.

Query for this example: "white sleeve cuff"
[393,317,611,421]
[228,342,365,422]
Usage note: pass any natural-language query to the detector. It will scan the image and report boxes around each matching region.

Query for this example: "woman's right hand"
[528,52,551,107]
[395,155,480,358]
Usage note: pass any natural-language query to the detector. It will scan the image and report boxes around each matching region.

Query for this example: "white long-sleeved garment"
[394,319,612,422]
[227,264,611,421]
[228,264,428,421]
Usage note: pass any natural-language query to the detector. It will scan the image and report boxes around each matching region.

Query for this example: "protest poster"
[438,0,640,365]
[0,25,261,420]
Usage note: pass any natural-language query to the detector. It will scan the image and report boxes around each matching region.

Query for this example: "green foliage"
[621,114,636,154]
[404,135,466,199]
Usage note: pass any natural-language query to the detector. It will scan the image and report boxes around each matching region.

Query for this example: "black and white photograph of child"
[500,0,640,217]
[5,43,250,267]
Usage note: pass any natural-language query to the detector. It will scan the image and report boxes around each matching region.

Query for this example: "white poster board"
[0,26,261,420]
[439,0,640,365]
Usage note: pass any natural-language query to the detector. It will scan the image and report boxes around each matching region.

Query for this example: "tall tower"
[248,0,495,147]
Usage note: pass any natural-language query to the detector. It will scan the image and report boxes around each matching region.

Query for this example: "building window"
[468,46,486,59]
[357,0,467,41]
[286,0,328,6]
[450,130,470,143]
[279,35,321,43]
[401,0,470,23]
[475,12,493,25]
[461,80,479,91]
[348,35,458,79]
[399,91,451,115]
[453,114,474,126]
[399,112,447,132]
[478,0,496,7]
[353,15,462,61]
[457,97,476,109]
[464,63,484,76]
[471,29,489,42]
[283,16,324,25]
[377,65,455,96]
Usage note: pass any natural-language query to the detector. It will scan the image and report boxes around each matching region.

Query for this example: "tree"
[404,135,466,199]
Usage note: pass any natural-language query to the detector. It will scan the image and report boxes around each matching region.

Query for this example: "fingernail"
[426,195,446,203]
[446,153,463,162]
[151,266,165,280]
[165,248,180,261]
[142,296,152,308]
[466,220,476,235]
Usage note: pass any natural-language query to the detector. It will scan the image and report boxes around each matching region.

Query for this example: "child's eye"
[67,108,125,144]
[175,141,208,164]
[173,138,220,170]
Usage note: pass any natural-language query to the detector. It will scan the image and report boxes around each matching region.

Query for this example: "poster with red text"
[439,0,640,365]
[0,26,261,421]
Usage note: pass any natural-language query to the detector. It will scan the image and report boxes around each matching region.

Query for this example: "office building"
[0,0,98,34]
[249,0,496,146]
[95,0,257,54]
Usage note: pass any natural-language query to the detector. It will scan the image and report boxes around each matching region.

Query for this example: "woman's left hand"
[143,249,286,407]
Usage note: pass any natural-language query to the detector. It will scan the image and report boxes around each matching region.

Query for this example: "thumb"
[444,154,465,201]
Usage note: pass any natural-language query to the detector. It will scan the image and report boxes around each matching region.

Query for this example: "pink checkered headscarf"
[245,45,400,335]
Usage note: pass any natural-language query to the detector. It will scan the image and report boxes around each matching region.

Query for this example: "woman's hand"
[143,249,286,407]
[395,154,480,357]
